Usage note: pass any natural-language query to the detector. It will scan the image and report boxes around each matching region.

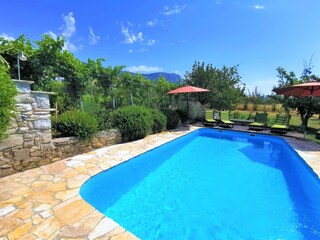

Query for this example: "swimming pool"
[80,128,320,239]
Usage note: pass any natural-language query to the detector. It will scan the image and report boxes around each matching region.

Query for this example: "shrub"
[82,95,110,130]
[160,108,180,129]
[110,106,153,141]
[150,109,167,133]
[176,100,204,123]
[175,109,188,123]
[54,109,98,140]
[0,66,17,141]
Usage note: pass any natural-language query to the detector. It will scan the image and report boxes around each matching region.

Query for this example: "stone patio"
[0,125,319,239]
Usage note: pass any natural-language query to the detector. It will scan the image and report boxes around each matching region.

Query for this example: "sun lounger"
[204,110,218,126]
[249,112,268,130]
[219,111,234,128]
[271,114,291,134]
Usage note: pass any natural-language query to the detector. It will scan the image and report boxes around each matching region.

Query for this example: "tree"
[0,45,13,67]
[0,65,18,141]
[184,61,245,110]
[0,35,35,81]
[276,66,320,129]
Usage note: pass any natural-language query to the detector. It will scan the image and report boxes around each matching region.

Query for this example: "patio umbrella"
[272,81,320,97]
[166,85,210,125]
[272,81,320,137]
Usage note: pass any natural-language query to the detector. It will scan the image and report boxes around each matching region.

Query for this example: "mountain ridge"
[127,72,182,83]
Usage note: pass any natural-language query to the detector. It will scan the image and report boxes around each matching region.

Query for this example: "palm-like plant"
[0,45,13,68]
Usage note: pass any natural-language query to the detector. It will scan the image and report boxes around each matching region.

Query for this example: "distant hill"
[125,72,182,83]
[141,72,182,83]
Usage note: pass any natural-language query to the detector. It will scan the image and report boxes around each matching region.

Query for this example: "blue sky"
[2,0,320,95]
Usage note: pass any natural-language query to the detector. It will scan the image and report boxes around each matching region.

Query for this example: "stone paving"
[0,125,319,240]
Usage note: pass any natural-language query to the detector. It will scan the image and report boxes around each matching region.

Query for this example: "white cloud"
[89,27,100,45]
[45,30,78,52]
[161,4,186,16]
[63,41,78,52]
[254,5,265,10]
[125,65,163,73]
[46,12,79,52]
[0,33,14,41]
[121,25,143,44]
[147,39,156,46]
[46,31,58,39]
[61,12,76,38]
[146,19,158,27]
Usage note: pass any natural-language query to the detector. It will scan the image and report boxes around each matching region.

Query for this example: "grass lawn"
[231,110,320,144]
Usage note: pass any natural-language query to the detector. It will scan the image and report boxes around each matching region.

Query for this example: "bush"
[110,106,153,141]
[160,108,180,129]
[175,109,188,123]
[82,95,110,130]
[54,109,98,139]
[150,109,167,133]
[0,66,17,141]
[176,100,204,123]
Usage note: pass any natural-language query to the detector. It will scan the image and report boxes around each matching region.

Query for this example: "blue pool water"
[80,129,320,239]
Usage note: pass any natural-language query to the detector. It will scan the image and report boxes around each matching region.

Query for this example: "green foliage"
[160,108,180,129]
[185,61,245,110]
[175,109,188,123]
[276,66,320,128]
[150,109,167,133]
[82,95,112,130]
[54,110,98,139]
[0,66,18,141]
[175,100,205,122]
[110,106,153,141]
[0,45,13,67]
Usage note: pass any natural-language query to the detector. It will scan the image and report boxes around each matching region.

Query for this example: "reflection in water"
[239,137,320,238]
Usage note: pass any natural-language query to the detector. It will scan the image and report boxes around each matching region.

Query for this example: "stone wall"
[0,80,121,178]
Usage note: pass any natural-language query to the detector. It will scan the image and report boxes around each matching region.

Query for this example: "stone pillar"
[0,80,55,177]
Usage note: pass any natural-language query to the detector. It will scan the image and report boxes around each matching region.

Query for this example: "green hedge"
[110,106,153,141]
[0,66,17,141]
[150,109,167,133]
[160,108,180,130]
[54,109,98,140]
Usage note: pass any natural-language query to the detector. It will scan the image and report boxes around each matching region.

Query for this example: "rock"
[15,94,35,103]
[15,103,33,112]
[21,159,30,167]
[23,133,35,139]
[29,146,39,153]
[30,157,42,162]
[23,140,34,148]
[0,168,16,177]
[34,119,51,130]
[14,81,32,93]
[13,163,23,171]
[34,93,50,109]
[30,151,41,157]
[38,133,52,143]
[13,149,29,161]
[17,127,29,133]
[0,135,23,151]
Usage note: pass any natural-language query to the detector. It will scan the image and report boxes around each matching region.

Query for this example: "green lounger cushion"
[205,110,217,124]
[220,111,234,127]
[271,124,288,129]
[249,122,264,127]
[221,120,234,124]
[271,114,290,133]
